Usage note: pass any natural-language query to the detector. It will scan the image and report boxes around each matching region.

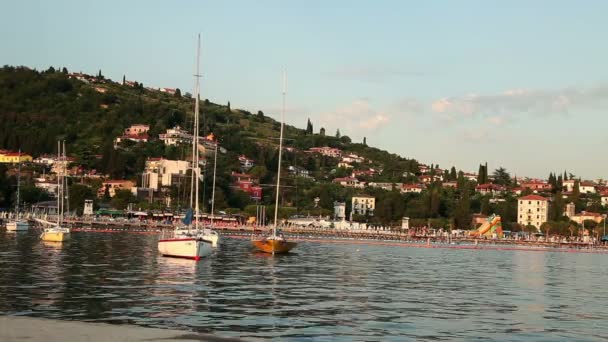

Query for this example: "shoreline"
[228,234,608,254]
[0,316,241,342]
[18,224,608,255]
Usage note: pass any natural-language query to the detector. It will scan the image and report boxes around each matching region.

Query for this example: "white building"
[517,195,549,230]
[83,199,94,216]
[579,181,596,194]
[341,154,365,164]
[142,158,190,190]
[159,126,191,146]
[368,182,397,191]
[351,196,375,217]
[565,202,575,217]
[601,193,608,207]
[401,184,423,194]
[334,201,346,220]
[33,155,56,166]
[563,179,575,192]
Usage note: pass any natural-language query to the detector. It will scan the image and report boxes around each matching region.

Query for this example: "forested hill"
[0,65,420,183]
[0,66,417,172]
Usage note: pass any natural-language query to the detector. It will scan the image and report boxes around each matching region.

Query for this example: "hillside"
[0,65,429,223]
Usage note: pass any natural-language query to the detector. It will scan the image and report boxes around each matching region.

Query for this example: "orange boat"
[251,71,297,255]
[252,237,297,254]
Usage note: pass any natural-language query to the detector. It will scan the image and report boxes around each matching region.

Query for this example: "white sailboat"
[40,141,71,242]
[5,150,30,232]
[251,71,297,254]
[158,34,213,260]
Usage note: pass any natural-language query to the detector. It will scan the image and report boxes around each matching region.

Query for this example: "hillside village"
[1,66,607,236]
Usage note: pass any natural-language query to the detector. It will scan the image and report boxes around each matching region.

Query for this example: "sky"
[2,0,608,179]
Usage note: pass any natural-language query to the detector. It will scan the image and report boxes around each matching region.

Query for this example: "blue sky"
[2,0,608,179]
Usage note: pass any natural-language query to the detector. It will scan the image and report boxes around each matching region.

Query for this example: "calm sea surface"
[1,231,607,341]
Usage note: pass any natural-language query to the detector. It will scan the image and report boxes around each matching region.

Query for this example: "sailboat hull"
[41,231,70,242]
[6,221,29,232]
[158,238,213,260]
[200,230,220,248]
[252,239,297,254]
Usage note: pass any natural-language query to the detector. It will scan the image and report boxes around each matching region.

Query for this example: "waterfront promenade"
[9,216,605,250]
[0,316,241,342]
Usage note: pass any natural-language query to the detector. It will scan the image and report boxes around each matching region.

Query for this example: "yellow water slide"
[469,215,502,237]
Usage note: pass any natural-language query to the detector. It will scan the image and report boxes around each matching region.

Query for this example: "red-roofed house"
[401,184,423,194]
[517,195,548,230]
[231,172,262,200]
[332,177,361,188]
[579,181,597,194]
[570,211,604,225]
[306,146,342,158]
[98,180,135,198]
[475,183,506,196]
[160,87,176,95]
[520,181,552,193]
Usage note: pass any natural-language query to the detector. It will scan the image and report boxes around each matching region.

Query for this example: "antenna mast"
[273,71,286,237]
[194,34,202,231]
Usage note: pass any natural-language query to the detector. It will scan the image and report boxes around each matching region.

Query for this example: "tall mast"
[15,149,21,219]
[56,141,61,225]
[64,140,69,219]
[193,34,202,231]
[273,71,286,237]
[210,142,217,227]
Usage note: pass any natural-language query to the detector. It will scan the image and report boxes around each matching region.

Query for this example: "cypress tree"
[450,166,457,181]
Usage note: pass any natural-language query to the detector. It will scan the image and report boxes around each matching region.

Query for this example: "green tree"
[449,167,457,181]
[174,88,182,97]
[257,110,265,122]
[68,184,96,215]
[493,167,511,186]
[306,118,313,135]
[363,137,367,146]
[110,189,136,210]
[335,129,341,139]
[320,127,325,136]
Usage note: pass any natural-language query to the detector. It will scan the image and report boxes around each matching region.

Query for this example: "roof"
[103,180,133,184]
[333,177,357,182]
[1,152,30,156]
[519,194,548,201]
[580,211,603,217]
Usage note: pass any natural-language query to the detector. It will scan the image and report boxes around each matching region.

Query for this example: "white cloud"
[429,84,608,122]
[317,99,392,136]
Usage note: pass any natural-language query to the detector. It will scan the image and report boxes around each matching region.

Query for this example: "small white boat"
[6,220,29,232]
[5,150,30,232]
[159,224,213,260]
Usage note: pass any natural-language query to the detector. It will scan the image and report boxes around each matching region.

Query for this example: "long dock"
[0,316,241,342]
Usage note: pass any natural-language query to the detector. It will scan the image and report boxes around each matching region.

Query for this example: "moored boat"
[157,34,213,260]
[6,220,29,232]
[41,141,70,242]
[5,150,30,232]
[252,71,297,254]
